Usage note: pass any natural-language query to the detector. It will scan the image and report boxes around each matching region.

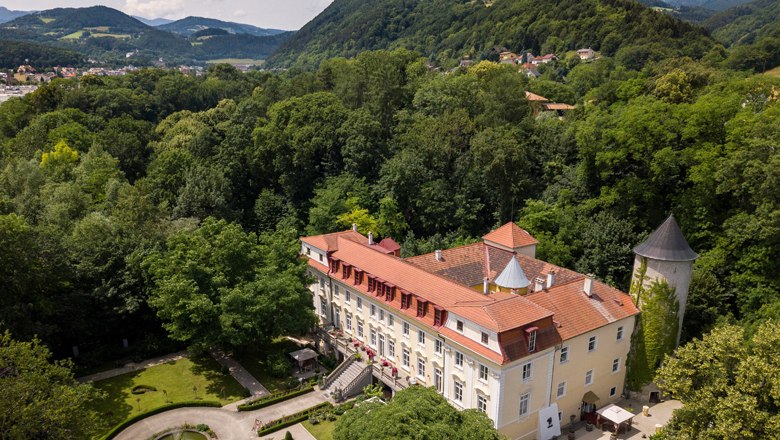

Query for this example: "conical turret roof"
[494,256,530,289]
[633,215,698,262]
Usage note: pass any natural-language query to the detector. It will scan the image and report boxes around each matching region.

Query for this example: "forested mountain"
[158,16,287,37]
[0,6,31,24]
[266,0,714,68]
[704,0,780,44]
[0,6,291,66]
[665,0,751,8]
[0,39,84,67]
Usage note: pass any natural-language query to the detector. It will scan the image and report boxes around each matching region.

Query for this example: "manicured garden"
[235,337,314,393]
[302,419,336,440]
[88,357,248,437]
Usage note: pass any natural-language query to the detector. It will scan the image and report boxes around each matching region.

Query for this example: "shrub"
[237,386,314,411]
[268,352,289,378]
[196,424,210,432]
[257,402,333,435]
[130,385,157,394]
[284,432,294,440]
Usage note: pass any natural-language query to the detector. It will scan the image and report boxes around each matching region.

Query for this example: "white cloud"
[124,0,186,18]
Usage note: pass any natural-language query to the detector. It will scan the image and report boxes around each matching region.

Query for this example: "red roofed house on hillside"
[302,219,693,439]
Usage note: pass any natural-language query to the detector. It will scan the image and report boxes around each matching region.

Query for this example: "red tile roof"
[329,238,549,333]
[482,222,539,248]
[524,91,549,102]
[301,229,367,252]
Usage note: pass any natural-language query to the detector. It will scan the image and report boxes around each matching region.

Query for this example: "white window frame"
[455,351,464,368]
[522,362,532,382]
[417,330,426,346]
[454,380,463,402]
[370,328,377,347]
[356,296,362,310]
[402,321,410,336]
[370,303,376,318]
[345,314,352,331]
[456,320,464,332]
[417,358,425,378]
[479,364,489,382]
[610,386,617,397]
[434,368,443,393]
[402,348,410,369]
[588,336,597,352]
[434,339,443,355]
[612,358,621,373]
[345,290,351,303]
[519,392,530,417]
[560,346,569,363]
[388,314,394,327]
[556,381,566,398]
[481,331,489,345]
[388,339,395,358]
[617,326,624,341]
[477,395,487,413]
[585,369,594,386]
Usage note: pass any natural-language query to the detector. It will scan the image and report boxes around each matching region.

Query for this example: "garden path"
[114,389,330,440]
[77,351,188,383]
[211,350,270,411]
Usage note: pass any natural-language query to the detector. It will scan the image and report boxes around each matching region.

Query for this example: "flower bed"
[257,402,333,436]
[237,386,315,411]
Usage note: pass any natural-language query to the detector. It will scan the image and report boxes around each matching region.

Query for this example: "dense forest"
[267,0,714,68]
[1,0,779,437]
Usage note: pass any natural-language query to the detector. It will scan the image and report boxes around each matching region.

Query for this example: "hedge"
[237,386,314,411]
[257,402,333,436]
[102,400,222,439]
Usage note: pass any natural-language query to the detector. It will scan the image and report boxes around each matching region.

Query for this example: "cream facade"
[302,223,641,440]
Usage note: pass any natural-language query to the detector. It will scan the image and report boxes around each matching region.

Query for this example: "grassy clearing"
[234,337,304,393]
[40,17,55,24]
[91,33,131,39]
[206,58,265,66]
[764,66,780,77]
[88,356,248,437]
[303,419,337,440]
[62,30,83,39]
[85,26,110,32]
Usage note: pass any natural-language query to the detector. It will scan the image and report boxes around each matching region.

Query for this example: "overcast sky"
[1,0,333,30]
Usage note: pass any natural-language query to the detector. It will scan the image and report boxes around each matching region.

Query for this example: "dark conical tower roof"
[633,215,698,261]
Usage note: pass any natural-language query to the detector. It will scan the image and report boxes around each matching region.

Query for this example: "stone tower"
[631,214,698,345]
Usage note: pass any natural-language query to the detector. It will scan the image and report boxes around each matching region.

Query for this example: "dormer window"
[353,269,363,286]
[416,298,428,317]
[342,263,351,280]
[433,307,446,326]
[367,276,375,292]
[401,291,412,309]
[385,284,395,302]
[330,258,340,273]
[525,327,538,353]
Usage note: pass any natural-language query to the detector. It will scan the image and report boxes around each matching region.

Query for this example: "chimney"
[352,223,358,232]
[534,276,545,292]
[546,270,555,289]
[583,275,594,297]
[368,232,375,245]
[483,278,490,294]
[435,250,443,261]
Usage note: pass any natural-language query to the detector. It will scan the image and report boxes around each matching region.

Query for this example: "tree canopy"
[0,330,105,438]
[333,386,503,440]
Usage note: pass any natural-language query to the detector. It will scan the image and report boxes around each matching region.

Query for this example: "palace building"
[302,222,643,440]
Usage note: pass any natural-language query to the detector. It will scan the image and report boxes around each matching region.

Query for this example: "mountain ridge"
[266,0,715,69]
[158,16,288,37]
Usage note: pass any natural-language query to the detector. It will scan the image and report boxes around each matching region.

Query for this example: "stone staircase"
[322,358,372,401]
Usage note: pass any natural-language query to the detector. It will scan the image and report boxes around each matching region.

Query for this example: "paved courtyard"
[571,399,682,440]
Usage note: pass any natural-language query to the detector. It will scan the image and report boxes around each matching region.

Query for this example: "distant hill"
[0,6,292,66]
[158,16,287,37]
[0,39,83,68]
[665,0,751,9]
[705,0,780,45]
[133,16,174,27]
[266,0,715,69]
[0,6,31,24]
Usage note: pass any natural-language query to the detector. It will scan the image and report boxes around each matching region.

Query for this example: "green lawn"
[234,338,305,393]
[61,30,84,40]
[88,356,249,436]
[303,419,336,440]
